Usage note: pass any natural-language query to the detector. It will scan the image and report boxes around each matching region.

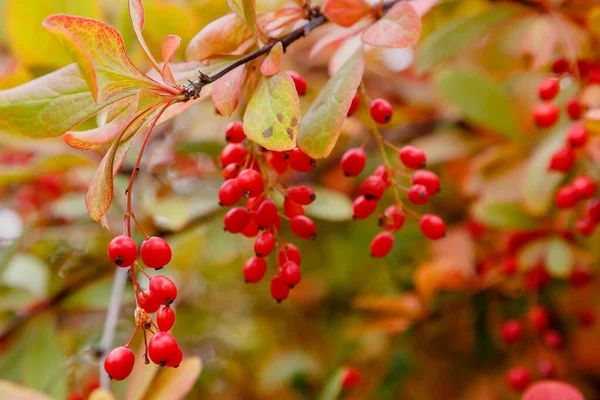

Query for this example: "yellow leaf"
[0,381,51,400]
[143,357,203,400]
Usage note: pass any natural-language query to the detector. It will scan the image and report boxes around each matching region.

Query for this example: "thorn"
[135,167,140,172]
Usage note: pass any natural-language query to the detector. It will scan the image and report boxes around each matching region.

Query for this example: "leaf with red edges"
[212,65,246,117]
[43,14,159,102]
[361,2,421,48]
[523,381,584,400]
[260,42,283,76]
[185,14,254,61]
[129,0,161,71]
[323,0,373,28]
[227,0,257,36]
[259,7,305,33]
[310,18,373,59]
[161,35,181,86]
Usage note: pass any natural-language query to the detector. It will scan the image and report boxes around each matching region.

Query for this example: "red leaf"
[361,2,421,48]
[323,0,373,28]
[129,0,161,71]
[211,65,246,117]
[186,14,254,61]
[161,35,181,86]
[260,42,283,76]
[523,381,584,400]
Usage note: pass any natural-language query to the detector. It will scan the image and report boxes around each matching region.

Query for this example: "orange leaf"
[259,7,306,33]
[361,2,421,48]
[354,317,412,335]
[161,35,181,86]
[211,65,246,117]
[260,42,283,76]
[143,357,203,400]
[323,0,373,28]
[185,14,254,61]
[43,15,158,103]
[128,0,161,72]
[414,260,470,305]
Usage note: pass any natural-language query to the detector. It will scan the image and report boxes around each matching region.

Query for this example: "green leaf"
[416,7,518,73]
[434,68,522,138]
[243,72,300,151]
[227,0,257,36]
[297,49,364,159]
[472,201,536,229]
[305,187,353,221]
[317,369,345,400]
[2,253,49,296]
[545,238,573,278]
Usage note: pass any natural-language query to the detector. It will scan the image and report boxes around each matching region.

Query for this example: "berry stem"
[131,213,150,241]
[125,326,140,348]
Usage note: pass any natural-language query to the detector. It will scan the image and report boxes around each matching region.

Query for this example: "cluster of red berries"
[104,235,181,381]
[341,141,445,258]
[218,118,319,303]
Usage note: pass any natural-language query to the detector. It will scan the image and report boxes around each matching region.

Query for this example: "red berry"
[501,320,523,344]
[543,330,564,349]
[572,176,595,198]
[224,207,251,233]
[237,169,264,198]
[225,121,246,143]
[555,185,579,209]
[577,215,597,236]
[369,98,393,124]
[104,346,135,381]
[290,215,317,240]
[538,359,557,379]
[420,214,446,240]
[578,309,595,327]
[548,146,575,172]
[137,290,161,313]
[278,243,302,266]
[570,267,592,287]
[588,198,600,221]
[524,265,550,292]
[149,275,178,305]
[148,332,179,366]
[347,93,360,116]
[567,124,588,147]
[286,70,307,96]
[108,236,138,268]
[379,205,405,232]
[287,148,316,172]
[269,151,288,174]
[534,103,560,128]
[551,58,569,74]
[399,145,427,169]
[288,186,316,205]
[157,306,175,331]
[241,220,260,237]
[218,179,243,206]
[140,237,172,270]
[281,260,301,287]
[527,306,550,333]
[341,367,361,390]
[254,200,279,229]
[270,274,290,302]
[220,143,247,167]
[222,163,240,180]
[243,256,267,283]
[538,77,560,100]
[370,232,394,257]
[353,196,377,220]
[360,176,385,201]
[502,256,518,276]
[411,170,440,195]
[166,345,183,368]
[408,184,429,205]
[254,232,275,257]
[340,148,366,177]
[506,366,531,392]
[374,165,394,188]
[566,97,582,120]
[284,198,305,218]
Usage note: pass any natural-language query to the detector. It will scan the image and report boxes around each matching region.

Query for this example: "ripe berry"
[576,215,596,235]
[137,290,161,313]
[527,306,550,333]
[573,176,595,198]
[284,198,305,218]
[399,146,427,169]
[534,103,560,128]
[140,237,172,270]
[104,346,135,381]
[411,170,440,195]
[222,163,240,180]
[570,267,592,287]
[538,77,560,100]
[588,199,600,221]
[149,275,178,305]
[420,214,446,240]
[353,196,377,220]
[254,232,275,257]
[567,124,588,147]
[551,58,569,74]
[408,184,429,205]
[271,274,290,302]
[286,71,307,96]
[347,93,360,116]
[341,367,361,390]
[220,143,247,167]
[374,165,394,188]
[566,97,582,120]
[290,215,317,240]
[506,366,531,392]
[548,146,575,172]
[108,236,138,268]
[524,265,550,292]
[224,207,251,233]
[543,330,564,348]
[501,320,523,344]
[360,176,386,200]
[369,98,393,124]
[538,359,557,379]
[340,148,366,177]
[555,185,579,209]
[254,200,279,229]
[269,151,288,174]
[166,345,183,368]
[237,169,264,198]
[243,256,267,283]
[379,205,405,232]
[370,232,394,258]
[288,186,316,205]
[241,220,260,237]
[281,260,301,287]
[218,179,243,206]
[225,121,246,143]
[278,243,302,265]
[287,148,316,172]
[502,256,518,276]
[157,306,175,331]
[148,332,179,366]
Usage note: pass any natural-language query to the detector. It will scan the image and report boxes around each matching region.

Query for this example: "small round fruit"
[370,98,393,124]
[341,367,361,390]
[555,185,579,209]
[340,148,366,177]
[527,306,550,333]
[538,77,560,100]
[225,121,246,143]
[501,320,523,344]
[548,146,575,173]
[290,215,317,240]
[137,290,161,313]
[353,196,377,220]
[286,71,307,96]
[287,148,316,172]
[254,232,275,257]
[108,236,138,268]
[166,345,183,368]
[104,346,135,381]
[218,179,243,206]
[408,184,429,205]
[370,232,394,258]
[566,97,582,120]
[284,198,305,219]
[420,214,446,240]
[277,244,302,266]
[140,237,172,269]
[360,176,386,200]
[271,274,290,302]
[399,146,427,169]
[543,330,564,349]
[281,261,301,287]
[220,143,247,167]
[149,275,178,305]
[224,207,251,233]
[411,170,440,195]
[157,306,175,331]
[379,205,405,232]
[148,332,179,366]
[287,186,316,205]
[567,124,588,147]
[243,256,267,283]
[347,93,360,116]
[506,366,531,392]
[237,169,264,198]
[534,103,559,128]
[254,200,279,229]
